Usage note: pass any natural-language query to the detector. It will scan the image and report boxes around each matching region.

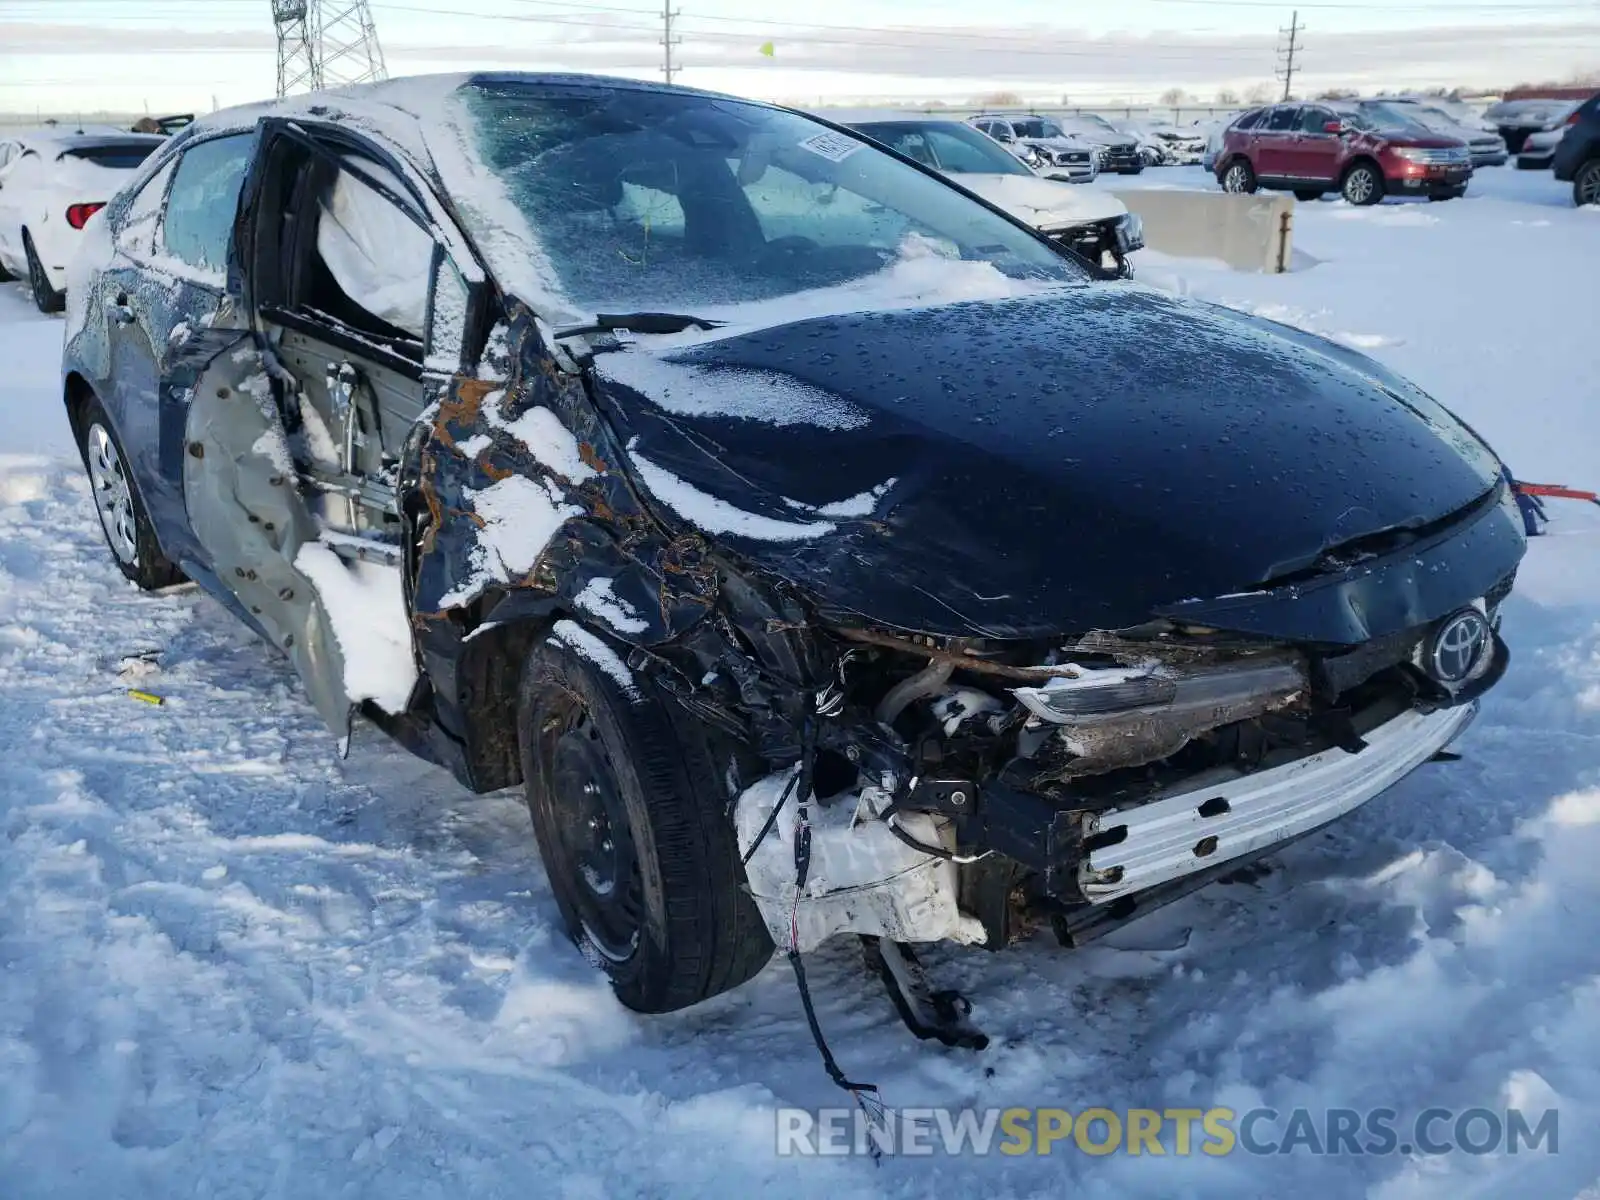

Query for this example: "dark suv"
[1216,102,1472,205]
[1552,91,1600,206]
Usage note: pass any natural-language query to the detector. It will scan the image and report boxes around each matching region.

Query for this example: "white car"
[848,117,1143,272]
[0,132,164,311]
[1141,123,1209,166]
[964,115,1100,182]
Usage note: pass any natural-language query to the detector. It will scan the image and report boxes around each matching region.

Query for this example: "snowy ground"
[3,167,1600,1199]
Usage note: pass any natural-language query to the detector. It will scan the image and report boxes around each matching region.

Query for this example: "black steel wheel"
[518,630,772,1013]
[548,705,646,963]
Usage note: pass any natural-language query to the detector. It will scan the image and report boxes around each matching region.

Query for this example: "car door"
[177,121,480,734]
[1286,105,1342,182]
[92,131,258,572]
[1253,106,1302,179]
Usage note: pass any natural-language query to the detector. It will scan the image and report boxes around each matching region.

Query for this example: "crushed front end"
[710,500,1519,964]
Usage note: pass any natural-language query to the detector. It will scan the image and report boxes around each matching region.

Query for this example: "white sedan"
[0,132,163,312]
[846,117,1143,273]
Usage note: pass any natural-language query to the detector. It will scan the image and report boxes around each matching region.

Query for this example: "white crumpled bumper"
[1079,703,1477,902]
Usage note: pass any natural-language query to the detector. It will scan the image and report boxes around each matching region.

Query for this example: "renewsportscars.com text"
[776,1106,1559,1158]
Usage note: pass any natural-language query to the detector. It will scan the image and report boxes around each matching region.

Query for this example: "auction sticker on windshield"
[798,130,864,162]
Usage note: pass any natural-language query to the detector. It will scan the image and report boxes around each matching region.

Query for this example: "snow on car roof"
[179,73,786,327]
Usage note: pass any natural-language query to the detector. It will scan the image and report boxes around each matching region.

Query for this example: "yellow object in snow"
[127,689,165,706]
[759,41,775,57]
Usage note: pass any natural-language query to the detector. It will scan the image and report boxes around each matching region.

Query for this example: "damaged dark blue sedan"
[62,73,1524,1050]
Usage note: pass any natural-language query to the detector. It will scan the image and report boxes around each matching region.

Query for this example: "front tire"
[1575,159,1600,207]
[1221,159,1257,194]
[518,630,772,1013]
[23,231,63,314]
[1341,163,1384,206]
[75,395,184,591]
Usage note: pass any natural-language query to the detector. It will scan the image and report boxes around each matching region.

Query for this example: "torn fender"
[407,297,719,646]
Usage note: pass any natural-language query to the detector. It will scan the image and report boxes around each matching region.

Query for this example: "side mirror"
[1324,121,1346,134]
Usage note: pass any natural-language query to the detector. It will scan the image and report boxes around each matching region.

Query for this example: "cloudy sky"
[2,0,1597,115]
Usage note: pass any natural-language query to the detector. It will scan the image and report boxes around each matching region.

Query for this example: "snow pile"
[572,577,648,635]
[483,393,596,482]
[293,541,418,713]
[626,445,837,542]
[549,617,638,697]
[438,473,582,607]
[594,354,869,430]
[787,478,897,518]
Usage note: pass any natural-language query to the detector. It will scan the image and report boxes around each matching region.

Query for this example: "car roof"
[182,71,778,187]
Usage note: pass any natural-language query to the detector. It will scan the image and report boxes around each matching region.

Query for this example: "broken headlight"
[1013,658,1304,725]
[1113,212,1144,253]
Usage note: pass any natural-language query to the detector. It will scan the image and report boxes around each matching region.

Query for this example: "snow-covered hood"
[955,173,1127,230]
[588,288,1522,643]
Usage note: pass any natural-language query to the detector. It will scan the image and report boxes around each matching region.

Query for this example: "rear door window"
[1265,107,1300,132]
[161,133,254,277]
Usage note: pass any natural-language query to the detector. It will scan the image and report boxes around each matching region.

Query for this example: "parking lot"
[1,161,1598,1199]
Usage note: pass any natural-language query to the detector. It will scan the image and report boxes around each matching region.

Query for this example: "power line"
[1277,9,1304,100]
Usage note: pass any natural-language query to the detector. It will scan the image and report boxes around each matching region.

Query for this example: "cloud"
[5,16,1597,101]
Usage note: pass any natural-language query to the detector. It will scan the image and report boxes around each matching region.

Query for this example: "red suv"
[1215,102,1473,205]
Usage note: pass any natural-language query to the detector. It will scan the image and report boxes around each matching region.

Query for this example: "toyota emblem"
[1427,609,1490,686]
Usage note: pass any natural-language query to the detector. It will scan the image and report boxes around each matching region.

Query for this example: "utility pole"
[1276,10,1304,102]
[272,0,388,98]
[661,0,681,85]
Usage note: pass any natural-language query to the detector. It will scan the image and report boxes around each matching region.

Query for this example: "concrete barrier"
[1111,189,1295,273]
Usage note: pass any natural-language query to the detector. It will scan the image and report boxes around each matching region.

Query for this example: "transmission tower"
[272,1,389,99]
[1275,10,1304,102]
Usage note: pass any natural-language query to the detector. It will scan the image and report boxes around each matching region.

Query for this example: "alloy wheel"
[86,423,139,566]
[1345,168,1376,204]
[1578,161,1600,207]
[1224,163,1250,192]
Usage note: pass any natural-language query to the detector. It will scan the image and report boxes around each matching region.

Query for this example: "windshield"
[1350,103,1432,134]
[853,121,1033,177]
[456,83,1082,315]
[1009,117,1065,139]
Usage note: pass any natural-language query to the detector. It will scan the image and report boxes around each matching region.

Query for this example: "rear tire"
[518,630,772,1014]
[1293,188,1325,201]
[23,231,63,314]
[75,394,185,591]
[1575,159,1600,207]
[1221,159,1257,194]
[1341,163,1384,206]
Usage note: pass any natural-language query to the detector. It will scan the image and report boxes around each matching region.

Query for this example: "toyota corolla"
[62,73,1524,1053]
